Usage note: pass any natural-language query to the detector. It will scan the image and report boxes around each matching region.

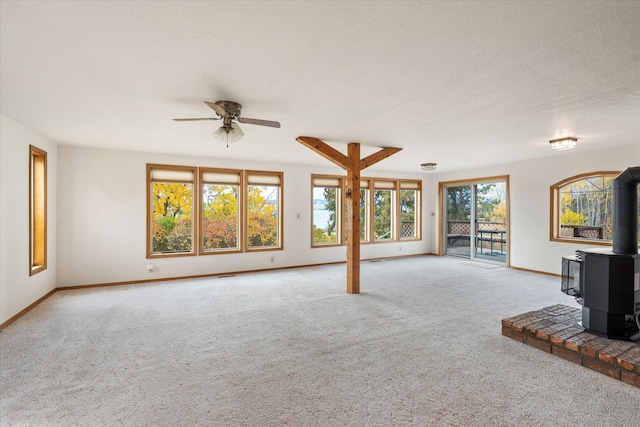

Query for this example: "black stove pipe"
[612,166,640,254]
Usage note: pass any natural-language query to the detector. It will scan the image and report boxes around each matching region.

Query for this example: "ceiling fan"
[174,101,281,146]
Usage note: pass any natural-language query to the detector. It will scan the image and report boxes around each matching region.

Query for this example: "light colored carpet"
[1,256,639,426]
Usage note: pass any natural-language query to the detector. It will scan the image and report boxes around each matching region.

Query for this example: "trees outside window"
[149,166,195,255]
[400,180,421,240]
[373,180,396,241]
[201,169,241,252]
[312,175,341,245]
[360,179,370,242]
[446,185,471,222]
[147,165,283,258]
[551,171,623,244]
[446,183,501,222]
[310,176,421,247]
[247,171,282,250]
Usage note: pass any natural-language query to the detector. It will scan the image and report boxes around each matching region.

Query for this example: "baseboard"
[0,289,57,331]
[510,265,561,277]
[57,253,434,291]
[0,252,436,330]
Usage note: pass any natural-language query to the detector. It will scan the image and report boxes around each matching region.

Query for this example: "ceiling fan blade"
[238,117,281,128]
[173,118,220,121]
[204,101,227,117]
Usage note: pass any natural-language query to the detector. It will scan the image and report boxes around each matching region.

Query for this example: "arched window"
[550,171,620,244]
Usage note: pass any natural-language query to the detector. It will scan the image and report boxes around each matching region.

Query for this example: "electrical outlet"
[270,256,275,263]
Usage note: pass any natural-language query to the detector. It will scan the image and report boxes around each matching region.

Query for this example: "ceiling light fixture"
[421,162,437,171]
[549,137,577,151]
[213,121,244,147]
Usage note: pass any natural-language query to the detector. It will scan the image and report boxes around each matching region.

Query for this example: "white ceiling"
[1,1,639,173]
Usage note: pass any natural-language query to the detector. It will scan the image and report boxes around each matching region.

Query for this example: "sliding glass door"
[444,185,472,258]
[443,178,508,264]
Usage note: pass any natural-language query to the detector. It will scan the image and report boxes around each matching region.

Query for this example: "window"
[147,165,283,257]
[360,179,370,243]
[148,165,196,257]
[201,168,241,253]
[29,145,47,275]
[246,171,283,251]
[400,180,421,240]
[373,179,396,241]
[311,176,422,247]
[550,171,620,244]
[312,175,342,246]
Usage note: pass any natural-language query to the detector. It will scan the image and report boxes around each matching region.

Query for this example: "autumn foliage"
[152,182,279,253]
[152,182,193,253]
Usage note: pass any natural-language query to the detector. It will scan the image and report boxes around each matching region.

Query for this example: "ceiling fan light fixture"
[421,162,437,171]
[177,100,279,147]
[213,122,244,147]
[549,137,577,151]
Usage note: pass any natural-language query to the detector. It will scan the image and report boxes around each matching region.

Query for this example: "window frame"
[311,174,344,247]
[147,165,284,258]
[372,179,397,242]
[29,145,47,275]
[245,170,284,252]
[147,164,197,258]
[399,179,422,241]
[310,175,423,248]
[199,167,243,255]
[550,171,620,246]
[360,178,371,244]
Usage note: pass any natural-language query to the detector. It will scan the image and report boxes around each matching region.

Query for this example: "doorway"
[440,177,509,265]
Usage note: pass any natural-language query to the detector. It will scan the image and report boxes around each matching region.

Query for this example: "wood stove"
[561,166,640,341]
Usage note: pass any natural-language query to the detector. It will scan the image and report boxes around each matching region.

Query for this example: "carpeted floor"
[1,256,639,426]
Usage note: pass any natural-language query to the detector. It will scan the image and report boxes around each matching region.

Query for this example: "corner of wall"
[0,113,57,325]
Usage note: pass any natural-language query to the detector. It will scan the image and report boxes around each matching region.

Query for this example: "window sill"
[201,249,242,255]
[147,252,196,259]
[30,265,47,276]
[551,237,612,246]
[312,243,342,248]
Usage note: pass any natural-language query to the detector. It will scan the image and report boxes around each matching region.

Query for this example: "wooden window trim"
[146,165,285,258]
[244,170,284,252]
[199,167,243,255]
[399,179,422,241]
[308,175,421,246]
[359,179,371,244]
[29,145,47,275]
[437,175,510,257]
[311,174,343,248]
[550,171,620,246]
[372,179,398,243]
[147,164,198,258]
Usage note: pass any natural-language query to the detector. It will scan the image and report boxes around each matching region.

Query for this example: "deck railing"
[400,220,416,238]
[559,225,604,239]
[446,220,507,254]
[446,220,506,235]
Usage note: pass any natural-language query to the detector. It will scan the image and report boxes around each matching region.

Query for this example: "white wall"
[0,114,57,325]
[2,119,636,324]
[56,146,430,287]
[428,143,639,274]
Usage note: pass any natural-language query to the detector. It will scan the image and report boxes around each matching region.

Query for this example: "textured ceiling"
[1,1,639,172]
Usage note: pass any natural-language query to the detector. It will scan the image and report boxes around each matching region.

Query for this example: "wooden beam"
[360,147,403,170]
[296,136,354,171]
[346,143,361,294]
[296,136,401,294]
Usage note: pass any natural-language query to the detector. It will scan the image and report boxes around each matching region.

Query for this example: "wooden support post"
[346,143,360,294]
[296,136,402,294]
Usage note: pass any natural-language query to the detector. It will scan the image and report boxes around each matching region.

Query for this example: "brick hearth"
[502,304,640,388]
